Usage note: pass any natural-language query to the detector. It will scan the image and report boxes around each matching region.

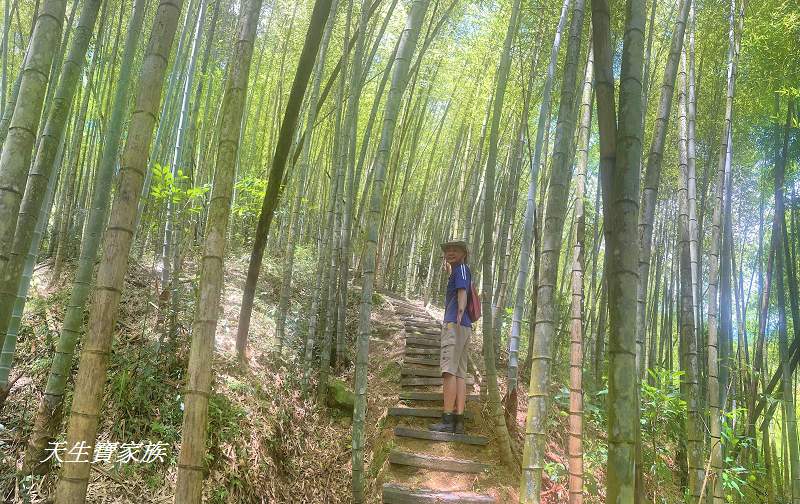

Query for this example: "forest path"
[376,290,507,503]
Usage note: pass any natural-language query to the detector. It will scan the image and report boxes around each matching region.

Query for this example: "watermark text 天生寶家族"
[42,440,169,464]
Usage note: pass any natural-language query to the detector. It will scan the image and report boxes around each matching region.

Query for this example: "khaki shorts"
[440,322,471,379]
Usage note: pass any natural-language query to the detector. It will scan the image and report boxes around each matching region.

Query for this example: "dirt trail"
[371,290,517,503]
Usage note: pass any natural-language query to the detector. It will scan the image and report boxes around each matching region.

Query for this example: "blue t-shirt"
[444,262,472,327]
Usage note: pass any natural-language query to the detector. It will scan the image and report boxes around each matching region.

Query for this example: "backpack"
[446,281,481,324]
[467,282,481,322]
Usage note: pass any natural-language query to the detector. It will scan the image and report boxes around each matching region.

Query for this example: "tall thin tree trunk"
[235,0,335,361]
[591,0,646,500]
[636,0,690,379]
[719,147,734,411]
[685,2,700,368]
[480,0,522,470]
[173,0,262,499]
[521,0,586,499]
[507,0,570,400]
[22,0,146,473]
[746,186,770,462]
[49,8,107,284]
[568,45,592,504]
[0,134,61,404]
[0,0,67,329]
[462,109,488,248]
[184,0,220,245]
[161,0,208,348]
[775,100,800,504]
[303,169,336,390]
[678,53,706,503]
[0,0,102,349]
[640,0,656,122]
[330,2,352,369]
[318,102,344,398]
[275,0,339,354]
[645,221,664,381]
[593,278,607,385]
[351,32,400,244]
[351,0,429,500]
[705,0,740,499]
[53,1,184,500]
[522,102,553,383]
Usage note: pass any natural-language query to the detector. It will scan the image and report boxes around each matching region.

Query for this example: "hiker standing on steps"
[430,240,472,435]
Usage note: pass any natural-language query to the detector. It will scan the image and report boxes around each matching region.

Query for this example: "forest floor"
[1,250,358,503]
[0,249,681,503]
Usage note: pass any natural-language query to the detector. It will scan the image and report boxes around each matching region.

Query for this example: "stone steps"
[388,450,490,474]
[404,322,442,329]
[383,295,496,504]
[400,316,440,325]
[406,328,442,340]
[398,391,480,402]
[382,484,495,503]
[404,347,440,356]
[403,322,442,334]
[388,407,473,419]
[400,376,474,387]
[400,366,443,377]
[393,426,488,446]
[403,357,440,366]
[405,336,440,348]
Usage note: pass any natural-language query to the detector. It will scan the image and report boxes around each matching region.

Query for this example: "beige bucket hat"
[439,240,469,254]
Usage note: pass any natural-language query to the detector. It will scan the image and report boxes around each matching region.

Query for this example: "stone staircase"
[379,292,497,504]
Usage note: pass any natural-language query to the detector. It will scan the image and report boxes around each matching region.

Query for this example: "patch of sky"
[452,1,496,42]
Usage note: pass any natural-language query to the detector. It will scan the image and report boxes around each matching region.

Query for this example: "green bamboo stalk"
[53,1,184,499]
[22,0,146,475]
[0,0,67,303]
[521,0,586,499]
[351,0,430,500]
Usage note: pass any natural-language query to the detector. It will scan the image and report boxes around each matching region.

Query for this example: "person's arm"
[454,263,470,325]
[456,288,467,325]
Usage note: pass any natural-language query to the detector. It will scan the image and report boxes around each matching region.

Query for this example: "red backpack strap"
[468,282,481,322]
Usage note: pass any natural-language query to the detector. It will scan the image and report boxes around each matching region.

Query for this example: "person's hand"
[456,309,463,325]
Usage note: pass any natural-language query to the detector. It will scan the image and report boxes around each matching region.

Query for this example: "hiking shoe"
[453,413,465,434]
[429,412,455,433]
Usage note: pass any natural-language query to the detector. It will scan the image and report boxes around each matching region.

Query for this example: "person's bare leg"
[455,377,466,414]
[431,372,457,432]
[442,372,457,412]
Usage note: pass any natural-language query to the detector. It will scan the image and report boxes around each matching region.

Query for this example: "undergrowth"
[0,249,360,503]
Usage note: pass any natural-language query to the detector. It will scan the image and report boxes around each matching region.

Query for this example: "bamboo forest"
[0,0,798,501]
